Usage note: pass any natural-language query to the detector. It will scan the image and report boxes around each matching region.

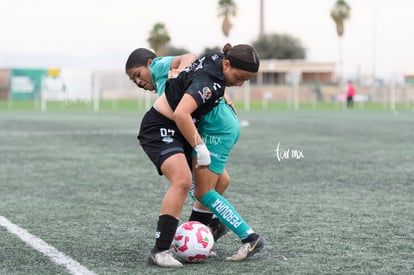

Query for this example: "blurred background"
[1,0,413,111]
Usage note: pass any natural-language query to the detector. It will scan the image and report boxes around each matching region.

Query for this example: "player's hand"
[194,142,210,168]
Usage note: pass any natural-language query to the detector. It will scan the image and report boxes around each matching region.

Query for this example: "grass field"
[0,107,413,274]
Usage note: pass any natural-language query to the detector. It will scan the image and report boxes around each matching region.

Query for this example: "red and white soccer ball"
[171,221,215,263]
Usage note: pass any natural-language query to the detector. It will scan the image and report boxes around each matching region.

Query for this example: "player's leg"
[148,153,191,268]
[159,154,192,217]
[188,169,231,241]
[208,169,231,240]
[138,108,190,267]
[193,166,265,261]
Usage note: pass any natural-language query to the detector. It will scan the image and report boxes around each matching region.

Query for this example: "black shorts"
[138,107,192,175]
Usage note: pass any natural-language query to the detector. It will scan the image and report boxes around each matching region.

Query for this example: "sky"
[1,0,414,80]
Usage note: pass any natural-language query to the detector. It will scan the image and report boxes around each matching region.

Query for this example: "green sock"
[200,190,253,240]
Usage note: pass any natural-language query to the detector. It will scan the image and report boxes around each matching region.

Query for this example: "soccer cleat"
[210,218,230,241]
[148,250,184,268]
[225,235,266,262]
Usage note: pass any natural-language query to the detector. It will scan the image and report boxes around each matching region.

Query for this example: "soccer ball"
[171,221,214,263]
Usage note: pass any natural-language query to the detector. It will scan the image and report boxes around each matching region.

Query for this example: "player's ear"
[222,59,231,72]
[147,59,153,67]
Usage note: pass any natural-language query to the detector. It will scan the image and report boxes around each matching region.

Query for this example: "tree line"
[147,0,350,60]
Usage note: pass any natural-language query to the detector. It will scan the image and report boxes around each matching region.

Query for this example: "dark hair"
[125,48,157,72]
[222,43,260,73]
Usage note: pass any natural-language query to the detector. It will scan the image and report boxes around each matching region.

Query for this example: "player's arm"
[169,54,196,78]
[173,94,201,148]
[173,94,210,168]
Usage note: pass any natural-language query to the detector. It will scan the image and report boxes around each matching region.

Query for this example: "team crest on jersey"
[198,87,212,103]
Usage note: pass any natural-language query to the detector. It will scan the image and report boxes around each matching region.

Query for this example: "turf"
[0,109,413,274]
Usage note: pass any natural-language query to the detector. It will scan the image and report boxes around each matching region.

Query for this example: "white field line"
[0,129,136,137]
[0,215,97,275]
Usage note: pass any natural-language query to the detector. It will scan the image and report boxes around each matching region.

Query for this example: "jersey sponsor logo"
[198,87,212,103]
[202,134,222,145]
[162,136,173,143]
[210,151,225,161]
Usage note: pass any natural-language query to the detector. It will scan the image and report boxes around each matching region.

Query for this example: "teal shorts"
[193,99,240,174]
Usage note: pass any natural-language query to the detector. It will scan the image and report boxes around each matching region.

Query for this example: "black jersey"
[165,53,225,120]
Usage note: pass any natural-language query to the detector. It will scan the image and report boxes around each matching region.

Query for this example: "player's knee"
[171,175,192,193]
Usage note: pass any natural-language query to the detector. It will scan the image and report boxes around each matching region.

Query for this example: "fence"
[1,68,413,111]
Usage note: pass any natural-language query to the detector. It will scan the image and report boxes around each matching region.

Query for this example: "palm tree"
[331,0,351,37]
[147,22,170,56]
[217,0,237,37]
[331,0,351,102]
